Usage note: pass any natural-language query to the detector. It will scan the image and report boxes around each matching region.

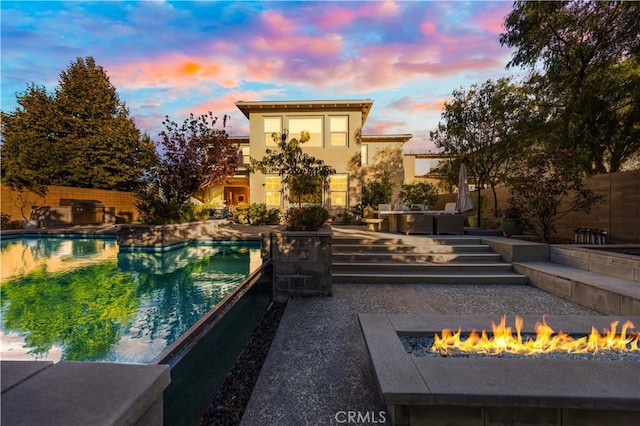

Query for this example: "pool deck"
[3,223,638,425]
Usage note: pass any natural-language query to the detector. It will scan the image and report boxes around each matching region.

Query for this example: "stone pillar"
[263,225,333,301]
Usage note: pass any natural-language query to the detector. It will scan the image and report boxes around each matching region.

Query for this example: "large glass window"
[264,117,282,146]
[288,117,323,147]
[329,174,348,207]
[265,175,281,207]
[329,116,348,147]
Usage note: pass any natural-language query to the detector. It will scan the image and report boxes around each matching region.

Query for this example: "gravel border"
[200,301,286,425]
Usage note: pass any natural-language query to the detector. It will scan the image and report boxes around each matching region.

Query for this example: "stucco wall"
[1,184,139,224]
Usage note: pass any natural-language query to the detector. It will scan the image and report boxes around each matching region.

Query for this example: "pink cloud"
[389,96,445,113]
[249,33,343,57]
[313,5,359,29]
[108,52,241,91]
[420,21,437,36]
[473,3,512,34]
[261,9,297,34]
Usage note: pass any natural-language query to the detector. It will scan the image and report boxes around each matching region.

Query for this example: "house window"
[264,117,282,146]
[288,117,323,147]
[361,144,368,166]
[329,116,348,147]
[265,175,282,207]
[329,174,348,207]
[241,146,250,166]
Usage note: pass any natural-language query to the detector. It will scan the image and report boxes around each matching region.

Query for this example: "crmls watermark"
[334,410,387,424]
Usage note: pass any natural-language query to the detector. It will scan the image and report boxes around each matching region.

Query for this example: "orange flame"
[431,315,640,356]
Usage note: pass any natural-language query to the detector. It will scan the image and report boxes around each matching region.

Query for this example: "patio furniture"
[434,214,464,235]
[363,218,384,232]
[377,204,391,232]
[397,213,434,235]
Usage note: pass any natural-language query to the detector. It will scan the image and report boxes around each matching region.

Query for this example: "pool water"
[0,236,261,364]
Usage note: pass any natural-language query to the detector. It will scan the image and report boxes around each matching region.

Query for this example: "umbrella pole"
[476,185,481,228]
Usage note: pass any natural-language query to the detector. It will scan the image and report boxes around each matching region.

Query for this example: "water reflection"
[0,237,259,364]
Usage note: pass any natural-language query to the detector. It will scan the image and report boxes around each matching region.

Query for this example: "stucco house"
[196,99,413,215]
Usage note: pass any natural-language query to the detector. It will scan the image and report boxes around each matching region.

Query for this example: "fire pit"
[359,314,640,426]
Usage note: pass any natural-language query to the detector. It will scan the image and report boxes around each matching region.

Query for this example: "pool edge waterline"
[151,260,273,367]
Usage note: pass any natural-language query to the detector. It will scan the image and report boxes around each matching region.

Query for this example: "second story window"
[288,117,323,147]
[329,116,348,147]
[264,117,282,146]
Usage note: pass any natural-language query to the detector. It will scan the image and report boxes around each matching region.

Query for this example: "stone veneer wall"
[117,221,218,251]
[261,226,332,301]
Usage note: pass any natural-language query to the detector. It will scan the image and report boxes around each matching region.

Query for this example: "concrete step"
[333,243,493,254]
[332,252,503,263]
[333,236,483,246]
[513,261,640,316]
[332,272,529,285]
[333,262,516,274]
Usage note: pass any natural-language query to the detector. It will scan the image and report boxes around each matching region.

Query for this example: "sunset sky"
[1,1,525,152]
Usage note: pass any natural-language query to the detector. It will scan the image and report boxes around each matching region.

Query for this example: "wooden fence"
[436,170,639,244]
[1,184,139,225]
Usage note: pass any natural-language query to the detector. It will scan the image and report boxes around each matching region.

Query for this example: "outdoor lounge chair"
[434,202,464,235]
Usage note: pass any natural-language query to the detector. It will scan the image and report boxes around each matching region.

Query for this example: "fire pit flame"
[431,315,640,356]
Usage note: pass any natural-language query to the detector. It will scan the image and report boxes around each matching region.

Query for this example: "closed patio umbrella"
[456,162,473,213]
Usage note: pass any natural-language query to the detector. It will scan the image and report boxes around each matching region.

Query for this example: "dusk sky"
[1,1,525,152]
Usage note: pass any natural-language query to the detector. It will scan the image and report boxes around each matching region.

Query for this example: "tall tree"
[430,78,538,214]
[500,1,640,173]
[1,56,156,193]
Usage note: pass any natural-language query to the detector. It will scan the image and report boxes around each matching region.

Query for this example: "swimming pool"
[0,235,262,364]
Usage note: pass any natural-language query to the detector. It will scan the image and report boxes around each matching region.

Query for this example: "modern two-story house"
[196,99,414,216]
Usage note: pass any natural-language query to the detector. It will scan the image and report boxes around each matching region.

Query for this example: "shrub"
[398,182,439,207]
[234,202,250,224]
[362,172,394,207]
[1,212,22,230]
[283,205,329,231]
[248,203,280,225]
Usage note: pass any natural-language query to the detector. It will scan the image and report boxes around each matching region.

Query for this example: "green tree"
[500,1,640,172]
[135,113,239,224]
[248,130,334,230]
[430,78,538,214]
[1,57,156,193]
[507,148,603,242]
[248,130,336,207]
[398,182,439,207]
[362,171,395,208]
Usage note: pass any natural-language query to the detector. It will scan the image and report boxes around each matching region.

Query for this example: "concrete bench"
[363,218,384,232]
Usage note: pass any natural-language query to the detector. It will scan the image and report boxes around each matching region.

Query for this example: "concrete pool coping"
[1,361,170,426]
[359,313,640,424]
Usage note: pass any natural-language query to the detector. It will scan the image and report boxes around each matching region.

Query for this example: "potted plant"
[500,200,526,237]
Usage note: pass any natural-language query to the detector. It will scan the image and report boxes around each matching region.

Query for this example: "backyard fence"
[1,184,139,225]
[435,170,640,244]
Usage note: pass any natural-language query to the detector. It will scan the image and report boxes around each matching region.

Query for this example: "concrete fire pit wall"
[117,221,218,251]
[261,225,332,301]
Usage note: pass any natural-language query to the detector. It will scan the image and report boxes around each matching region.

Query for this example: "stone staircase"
[332,235,529,285]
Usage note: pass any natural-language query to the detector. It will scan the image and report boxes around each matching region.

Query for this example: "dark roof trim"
[235,99,374,123]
